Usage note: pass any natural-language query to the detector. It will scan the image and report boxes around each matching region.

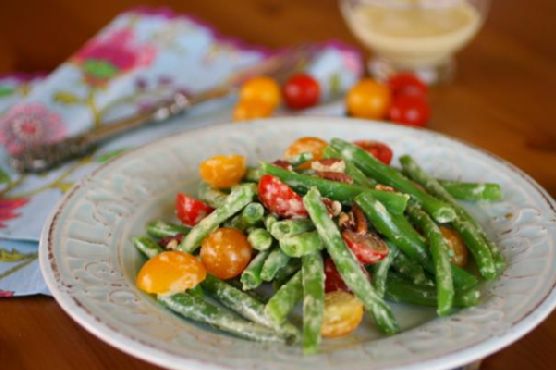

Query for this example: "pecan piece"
[323,198,342,217]
[374,184,396,192]
[352,204,368,235]
[310,159,346,173]
[316,171,353,184]
[158,234,184,250]
[272,160,293,171]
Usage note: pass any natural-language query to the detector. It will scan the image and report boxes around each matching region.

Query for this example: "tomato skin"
[282,74,320,110]
[199,154,247,188]
[200,227,253,280]
[388,73,428,99]
[239,76,281,109]
[258,175,307,218]
[353,140,393,165]
[232,100,274,122]
[321,291,364,338]
[283,137,328,162]
[389,95,430,127]
[136,250,206,295]
[346,79,391,119]
[342,230,389,264]
[439,226,469,267]
[324,258,349,293]
[175,193,213,227]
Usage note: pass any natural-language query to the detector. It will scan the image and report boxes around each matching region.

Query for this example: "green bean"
[269,219,315,240]
[197,182,228,208]
[264,214,279,230]
[260,163,409,214]
[303,187,400,334]
[439,180,502,201]
[391,247,431,286]
[265,271,303,325]
[241,249,271,290]
[159,292,287,344]
[399,155,502,278]
[180,184,257,253]
[146,220,190,238]
[279,231,324,257]
[201,275,300,343]
[133,235,163,259]
[273,258,302,287]
[242,202,265,225]
[244,166,262,182]
[330,139,456,223]
[371,244,399,298]
[301,252,325,354]
[261,248,291,282]
[292,151,314,166]
[323,146,377,187]
[247,228,273,251]
[407,203,454,316]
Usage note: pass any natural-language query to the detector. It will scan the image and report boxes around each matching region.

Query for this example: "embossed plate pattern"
[40,117,556,370]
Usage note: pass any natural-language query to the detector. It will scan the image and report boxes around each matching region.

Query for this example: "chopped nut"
[272,160,293,171]
[316,171,353,184]
[311,159,346,173]
[338,211,354,231]
[158,234,184,249]
[375,184,396,192]
[323,198,342,217]
[352,204,368,235]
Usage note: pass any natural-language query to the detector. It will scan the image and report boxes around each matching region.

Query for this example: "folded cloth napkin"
[0,7,363,297]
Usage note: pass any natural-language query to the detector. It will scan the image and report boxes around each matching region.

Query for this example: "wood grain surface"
[0,1,555,369]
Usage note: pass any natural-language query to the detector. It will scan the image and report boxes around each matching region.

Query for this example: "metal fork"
[10,45,317,173]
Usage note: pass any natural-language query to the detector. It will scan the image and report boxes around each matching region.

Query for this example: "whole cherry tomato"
[200,227,253,280]
[232,100,274,122]
[353,140,394,165]
[258,174,308,218]
[342,229,389,264]
[239,76,281,109]
[324,258,349,293]
[199,154,246,188]
[136,250,206,295]
[346,79,391,120]
[389,95,430,127]
[321,291,364,338]
[388,73,428,99]
[283,137,328,162]
[282,74,320,110]
[175,193,213,227]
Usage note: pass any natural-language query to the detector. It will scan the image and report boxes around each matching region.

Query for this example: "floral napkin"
[0,7,363,297]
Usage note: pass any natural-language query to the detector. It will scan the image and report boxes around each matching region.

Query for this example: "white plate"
[40,117,556,370]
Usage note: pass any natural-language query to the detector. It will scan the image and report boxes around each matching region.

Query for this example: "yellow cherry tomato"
[321,291,364,338]
[199,154,246,188]
[346,79,391,119]
[200,227,253,280]
[283,137,328,162]
[136,251,206,295]
[239,76,281,109]
[233,100,274,122]
[440,226,469,267]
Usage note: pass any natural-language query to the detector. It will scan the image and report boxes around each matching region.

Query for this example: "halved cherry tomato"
[136,250,206,294]
[258,174,307,218]
[353,140,393,165]
[282,74,320,110]
[324,258,349,293]
[283,137,328,162]
[389,95,430,127]
[388,73,428,99]
[200,227,253,280]
[321,291,364,338]
[439,226,469,267]
[199,154,247,188]
[239,76,281,109]
[232,100,274,122]
[176,193,213,227]
[346,79,391,119]
[342,229,389,264]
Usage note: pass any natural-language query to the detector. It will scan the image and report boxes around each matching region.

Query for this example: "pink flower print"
[0,103,66,155]
[0,198,28,228]
[0,290,14,297]
[72,28,156,88]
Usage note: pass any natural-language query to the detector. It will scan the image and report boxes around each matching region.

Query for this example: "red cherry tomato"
[388,73,428,99]
[342,230,389,264]
[353,140,394,165]
[324,258,349,293]
[282,74,320,110]
[258,174,307,218]
[175,193,213,227]
[389,95,430,127]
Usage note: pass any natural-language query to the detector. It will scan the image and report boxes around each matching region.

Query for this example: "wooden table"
[0,1,555,369]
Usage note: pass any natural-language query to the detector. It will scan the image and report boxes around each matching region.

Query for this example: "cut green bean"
[371,244,399,298]
[242,202,265,225]
[323,146,377,187]
[260,163,409,214]
[301,252,325,354]
[261,247,291,282]
[180,184,257,253]
[330,138,456,223]
[241,249,271,290]
[279,231,324,258]
[292,151,314,166]
[159,292,287,344]
[247,228,273,251]
[146,220,190,238]
[197,182,228,208]
[274,258,302,287]
[269,219,315,240]
[264,214,278,230]
[439,180,502,201]
[265,271,304,325]
[133,235,163,259]
[303,187,400,334]
[244,166,262,182]
[391,247,431,286]
[407,203,454,316]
